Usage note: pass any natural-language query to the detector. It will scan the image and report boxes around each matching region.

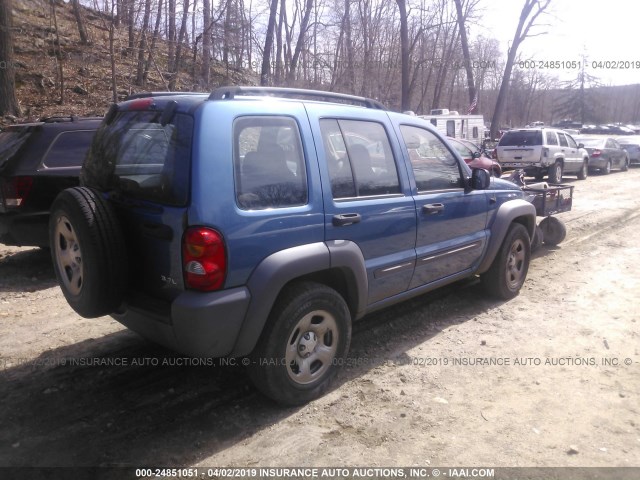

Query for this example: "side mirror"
[472,151,481,159]
[578,143,584,149]
[470,168,491,190]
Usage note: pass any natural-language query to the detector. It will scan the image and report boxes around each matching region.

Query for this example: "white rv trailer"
[418,109,486,142]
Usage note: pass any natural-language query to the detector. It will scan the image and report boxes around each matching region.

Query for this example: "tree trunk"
[127,0,135,51]
[0,0,21,117]
[286,0,314,85]
[202,0,211,86]
[136,0,152,85]
[396,0,410,111]
[109,2,118,103]
[343,0,354,93]
[168,0,190,90]
[168,0,176,70]
[453,0,476,109]
[261,0,279,85]
[71,0,89,45]
[143,0,164,86]
[274,0,285,84]
[51,0,65,105]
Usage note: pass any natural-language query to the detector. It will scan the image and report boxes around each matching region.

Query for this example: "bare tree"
[202,0,211,85]
[396,0,410,111]
[261,0,279,85]
[136,0,153,85]
[71,0,90,45]
[50,0,65,105]
[490,0,552,138]
[453,0,478,110]
[0,0,21,117]
[286,0,314,85]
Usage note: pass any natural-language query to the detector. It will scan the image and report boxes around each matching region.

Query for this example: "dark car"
[447,137,502,176]
[0,116,102,247]
[574,136,629,174]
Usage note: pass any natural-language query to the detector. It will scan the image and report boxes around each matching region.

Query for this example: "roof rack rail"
[126,91,206,100]
[208,86,387,110]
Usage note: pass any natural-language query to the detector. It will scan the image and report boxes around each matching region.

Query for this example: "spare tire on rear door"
[49,187,127,318]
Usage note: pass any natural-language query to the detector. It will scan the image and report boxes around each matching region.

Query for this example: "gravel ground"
[1,168,639,476]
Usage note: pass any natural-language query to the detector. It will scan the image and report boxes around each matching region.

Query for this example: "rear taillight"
[0,176,33,208]
[591,149,601,157]
[182,227,226,291]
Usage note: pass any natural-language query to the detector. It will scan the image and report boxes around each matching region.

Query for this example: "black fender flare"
[230,241,368,357]
[476,199,536,275]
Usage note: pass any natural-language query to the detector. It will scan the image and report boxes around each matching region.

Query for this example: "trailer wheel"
[539,216,566,246]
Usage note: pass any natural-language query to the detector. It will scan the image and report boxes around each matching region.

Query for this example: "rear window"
[578,138,602,147]
[82,111,193,206]
[499,131,543,147]
[0,128,34,171]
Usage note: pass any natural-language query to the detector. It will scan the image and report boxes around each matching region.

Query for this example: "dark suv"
[0,116,101,247]
[49,87,536,405]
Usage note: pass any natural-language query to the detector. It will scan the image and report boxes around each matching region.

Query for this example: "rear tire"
[548,161,563,184]
[481,223,530,300]
[49,187,127,318]
[248,281,352,406]
[539,216,567,246]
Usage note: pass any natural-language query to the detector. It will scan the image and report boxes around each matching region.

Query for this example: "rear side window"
[234,116,307,210]
[83,111,193,206]
[41,130,95,169]
[545,131,558,145]
[320,119,400,199]
[499,131,543,146]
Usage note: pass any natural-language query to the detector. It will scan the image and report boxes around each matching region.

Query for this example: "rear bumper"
[588,158,608,169]
[111,287,251,358]
[0,212,49,247]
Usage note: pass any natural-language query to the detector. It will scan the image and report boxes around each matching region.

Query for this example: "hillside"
[4,0,255,124]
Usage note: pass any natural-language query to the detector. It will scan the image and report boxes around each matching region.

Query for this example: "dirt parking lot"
[1,169,639,475]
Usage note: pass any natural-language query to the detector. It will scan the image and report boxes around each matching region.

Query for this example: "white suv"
[496,128,589,183]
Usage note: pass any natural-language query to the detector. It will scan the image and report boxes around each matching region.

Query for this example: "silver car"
[575,136,629,174]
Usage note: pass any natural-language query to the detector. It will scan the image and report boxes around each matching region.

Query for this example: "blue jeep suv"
[49,87,536,405]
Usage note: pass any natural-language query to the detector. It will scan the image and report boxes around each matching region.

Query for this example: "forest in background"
[1,0,640,128]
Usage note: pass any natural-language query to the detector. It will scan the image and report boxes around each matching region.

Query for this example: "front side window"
[320,119,400,199]
[566,135,578,149]
[400,125,462,191]
[234,116,307,210]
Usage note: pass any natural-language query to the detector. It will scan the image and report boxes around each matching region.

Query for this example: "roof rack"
[208,86,387,110]
[126,91,206,100]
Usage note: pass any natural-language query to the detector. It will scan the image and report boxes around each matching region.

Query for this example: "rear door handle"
[422,203,445,214]
[332,213,361,226]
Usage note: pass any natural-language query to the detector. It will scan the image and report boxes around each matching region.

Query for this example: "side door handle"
[422,203,445,215]
[332,213,362,226]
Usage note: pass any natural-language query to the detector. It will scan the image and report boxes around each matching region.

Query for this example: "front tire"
[481,223,531,300]
[49,187,127,318]
[248,281,352,406]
